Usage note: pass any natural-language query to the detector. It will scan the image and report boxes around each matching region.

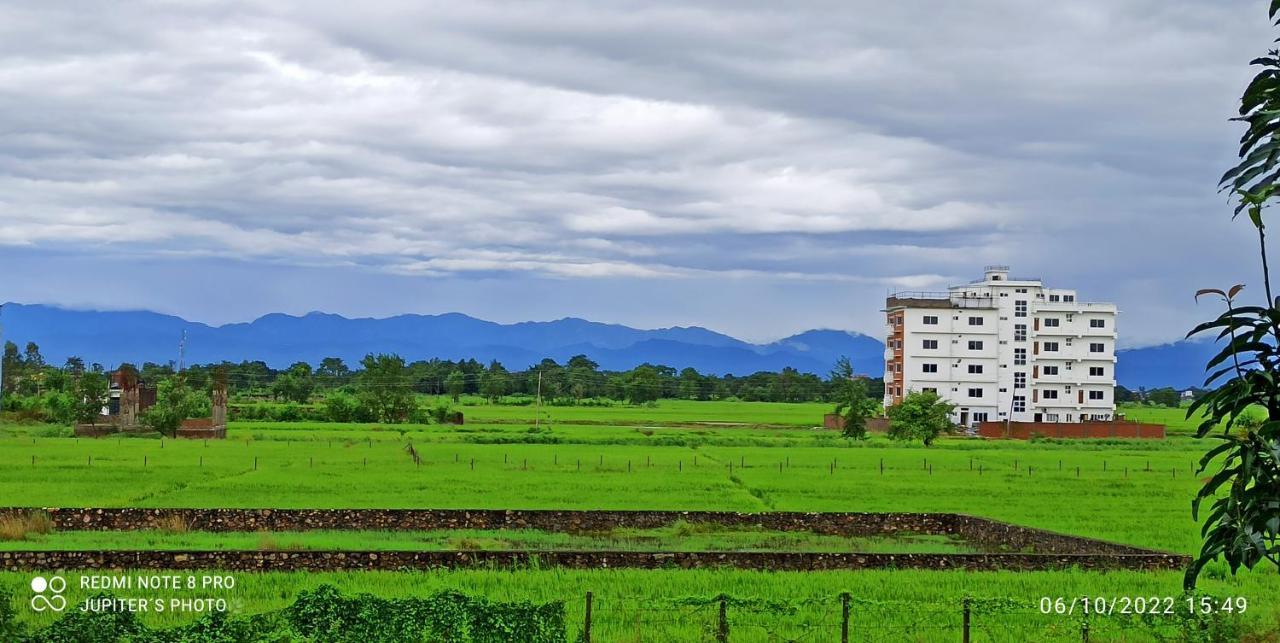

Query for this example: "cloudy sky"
[0,1,1272,346]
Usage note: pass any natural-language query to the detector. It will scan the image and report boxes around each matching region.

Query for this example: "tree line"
[1,341,886,425]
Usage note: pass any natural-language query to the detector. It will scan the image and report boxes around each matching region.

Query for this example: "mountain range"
[0,303,1218,387]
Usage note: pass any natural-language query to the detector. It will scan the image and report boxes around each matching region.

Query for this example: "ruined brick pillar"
[118,369,139,427]
[211,368,228,429]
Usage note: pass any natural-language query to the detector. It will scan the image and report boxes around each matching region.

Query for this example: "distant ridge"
[0,304,883,377]
[0,303,1214,386]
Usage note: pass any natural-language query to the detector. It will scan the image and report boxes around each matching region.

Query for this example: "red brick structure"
[977,420,1164,440]
[822,415,890,433]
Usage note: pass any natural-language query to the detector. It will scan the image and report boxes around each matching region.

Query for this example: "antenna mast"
[177,330,187,373]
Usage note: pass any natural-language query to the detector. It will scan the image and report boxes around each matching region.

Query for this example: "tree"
[142,376,208,437]
[1183,1,1280,588]
[444,369,466,402]
[885,390,954,446]
[479,361,509,403]
[72,371,108,425]
[830,357,877,439]
[317,357,350,384]
[1146,387,1181,408]
[271,363,315,404]
[322,391,360,423]
[624,365,661,404]
[355,354,415,423]
[1115,385,1136,403]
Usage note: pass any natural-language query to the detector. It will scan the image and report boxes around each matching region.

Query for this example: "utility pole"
[0,304,5,409]
[534,370,542,430]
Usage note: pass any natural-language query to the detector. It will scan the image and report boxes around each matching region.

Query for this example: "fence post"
[717,596,729,643]
[841,592,850,643]
[583,591,593,643]
[962,596,971,643]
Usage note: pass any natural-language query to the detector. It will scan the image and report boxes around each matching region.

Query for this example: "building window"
[923,339,938,349]
[1090,342,1105,353]
[1089,390,1105,400]
[1090,319,1105,328]
[1064,295,1075,302]
[1046,413,1060,422]
[923,315,939,325]
[1014,372,1026,388]
[1043,389,1059,400]
[1014,348,1027,366]
[968,316,984,326]
[973,412,988,422]
[922,363,938,373]
[1043,318,1060,327]
[1049,294,1060,302]
[1089,366,1105,377]
[1014,324,1026,341]
[968,364,983,374]
[968,388,983,398]
[1013,395,1026,412]
[1015,300,1027,317]
[922,387,937,394]
[1016,288,1027,293]
[968,340,984,350]
[1043,365,1059,375]
[1044,342,1059,352]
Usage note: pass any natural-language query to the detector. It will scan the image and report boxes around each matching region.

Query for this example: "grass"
[0,433,1218,552]
[2,399,1278,640]
[2,568,1276,641]
[0,511,52,541]
[0,526,979,554]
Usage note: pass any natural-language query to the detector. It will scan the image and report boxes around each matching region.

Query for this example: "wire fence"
[575,593,1243,642]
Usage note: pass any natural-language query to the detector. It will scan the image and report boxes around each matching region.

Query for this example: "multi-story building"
[883,266,1117,428]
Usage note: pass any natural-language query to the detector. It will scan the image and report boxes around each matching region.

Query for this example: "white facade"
[883,266,1117,427]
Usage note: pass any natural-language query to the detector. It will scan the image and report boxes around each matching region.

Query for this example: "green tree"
[322,391,360,422]
[73,371,109,425]
[1146,387,1181,408]
[885,390,954,447]
[624,365,661,405]
[830,357,877,439]
[142,376,208,437]
[355,354,415,423]
[271,362,316,404]
[444,370,466,402]
[317,357,351,388]
[1183,0,1280,587]
[479,361,509,403]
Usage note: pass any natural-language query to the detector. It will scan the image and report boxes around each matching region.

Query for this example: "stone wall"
[3,508,1170,556]
[0,549,1187,573]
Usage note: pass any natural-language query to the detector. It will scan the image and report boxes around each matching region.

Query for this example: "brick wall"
[977,421,1165,440]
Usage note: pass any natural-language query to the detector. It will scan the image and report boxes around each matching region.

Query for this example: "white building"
[883,266,1117,428]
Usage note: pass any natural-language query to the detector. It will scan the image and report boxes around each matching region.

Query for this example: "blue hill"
[0,304,878,376]
[0,303,1220,386]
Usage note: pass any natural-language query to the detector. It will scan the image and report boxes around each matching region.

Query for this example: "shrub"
[324,392,360,422]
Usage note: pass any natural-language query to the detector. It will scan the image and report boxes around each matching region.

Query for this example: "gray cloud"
[0,0,1271,345]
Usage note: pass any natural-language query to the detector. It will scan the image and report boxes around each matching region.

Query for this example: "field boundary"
[0,508,1188,571]
[0,548,1187,572]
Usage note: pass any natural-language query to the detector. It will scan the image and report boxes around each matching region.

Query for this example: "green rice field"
[1,399,1277,641]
